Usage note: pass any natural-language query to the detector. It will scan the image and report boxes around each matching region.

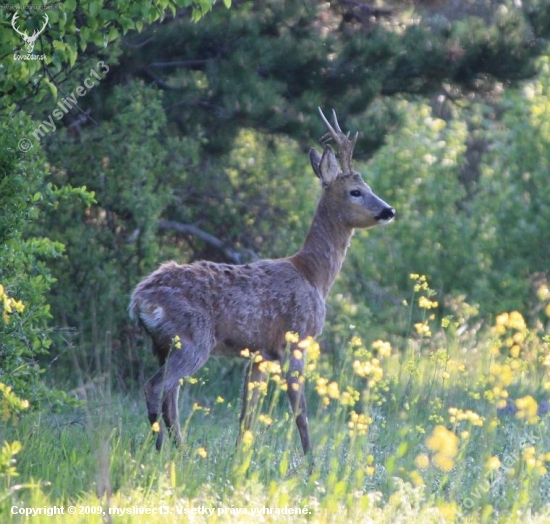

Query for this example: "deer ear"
[317,145,340,188]
[309,148,322,178]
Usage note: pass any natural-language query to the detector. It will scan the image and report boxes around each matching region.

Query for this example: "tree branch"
[157,219,259,264]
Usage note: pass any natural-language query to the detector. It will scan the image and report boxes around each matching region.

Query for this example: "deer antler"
[34,13,49,38]
[318,107,358,173]
[11,12,26,38]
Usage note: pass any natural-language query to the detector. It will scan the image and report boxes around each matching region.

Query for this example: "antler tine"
[318,107,338,141]
[39,13,49,32]
[331,109,344,134]
[11,12,24,36]
[317,107,358,172]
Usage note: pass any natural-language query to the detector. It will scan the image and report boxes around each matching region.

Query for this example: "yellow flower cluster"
[515,395,539,425]
[410,273,430,293]
[0,383,30,423]
[260,361,282,379]
[537,284,550,317]
[192,402,210,415]
[347,411,372,436]
[352,358,384,386]
[247,380,268,394]
[239,348,264,363]
[0,285,25,325]
[523,446,547,475]
[414,321,432,338]
[426,425,459,472]
[494,311,527,333]
[448,407,485,426]
[315,378,360,407]
[493,311,529,359]
[339,387,360,406]
[485,362,513,408]
[285,331,299,344]
[372,339,392,358]
[418,295,439,310]
[365,454,375,476]
[298,337,321,371]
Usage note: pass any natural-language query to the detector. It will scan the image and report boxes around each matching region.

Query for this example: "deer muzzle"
[375,206,396,224]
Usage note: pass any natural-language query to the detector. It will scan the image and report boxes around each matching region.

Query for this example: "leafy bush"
[0,114,93,403]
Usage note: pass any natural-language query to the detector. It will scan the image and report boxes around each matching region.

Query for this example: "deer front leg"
[237,359,267,445]
[286,349,312,459]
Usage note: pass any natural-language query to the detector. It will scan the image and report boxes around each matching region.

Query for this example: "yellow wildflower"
[414,453,430,470]
[537,285,550,301]
[419,296,439,310]
[258,414,273,426]
[426,425,459,473]
[347,411,372,436]
[196,447,208,459]
[515,395,538,424]
[486,456,501,470]
[316,377,328,396]
[327,381,340,399]
[414,322,432,337]
[241,430,254,446]
[372,339,392,358]
[410,470,424,486]
[285,332,299,344]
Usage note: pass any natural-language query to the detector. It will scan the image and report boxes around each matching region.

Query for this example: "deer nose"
[375,207,395,222]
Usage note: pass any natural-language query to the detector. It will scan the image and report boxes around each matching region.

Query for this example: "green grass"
[3,277,550,523]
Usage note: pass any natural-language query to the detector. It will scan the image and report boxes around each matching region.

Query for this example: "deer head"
[309,108,395,229]
[12,11,49,54]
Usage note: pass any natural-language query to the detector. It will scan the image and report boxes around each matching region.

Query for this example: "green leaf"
[44,78,58,101]
[396,441,408,458]
[52,40,66,52]
[89,1,101,17]
[108,27,119,42]
[79,26,90,50]
[68,46,77,67]
[223,0,231,8]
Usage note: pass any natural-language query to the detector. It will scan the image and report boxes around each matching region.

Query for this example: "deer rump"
[129,259,325,364]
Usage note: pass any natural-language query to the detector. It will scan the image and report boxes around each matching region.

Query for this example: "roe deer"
[129,108,395,460]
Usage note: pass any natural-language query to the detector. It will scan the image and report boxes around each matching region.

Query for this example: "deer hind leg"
[145,336,209,450]
[162,385,182,447]
[237,359,267,446]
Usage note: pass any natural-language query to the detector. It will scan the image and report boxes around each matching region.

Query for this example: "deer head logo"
[11,11,49,54]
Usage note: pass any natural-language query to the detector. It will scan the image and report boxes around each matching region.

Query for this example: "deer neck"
[290,198,354,298]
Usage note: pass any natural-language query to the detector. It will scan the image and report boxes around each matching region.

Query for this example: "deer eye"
[349,190,362,197]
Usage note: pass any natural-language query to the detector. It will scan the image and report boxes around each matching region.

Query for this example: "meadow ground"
[3,275,550,523]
